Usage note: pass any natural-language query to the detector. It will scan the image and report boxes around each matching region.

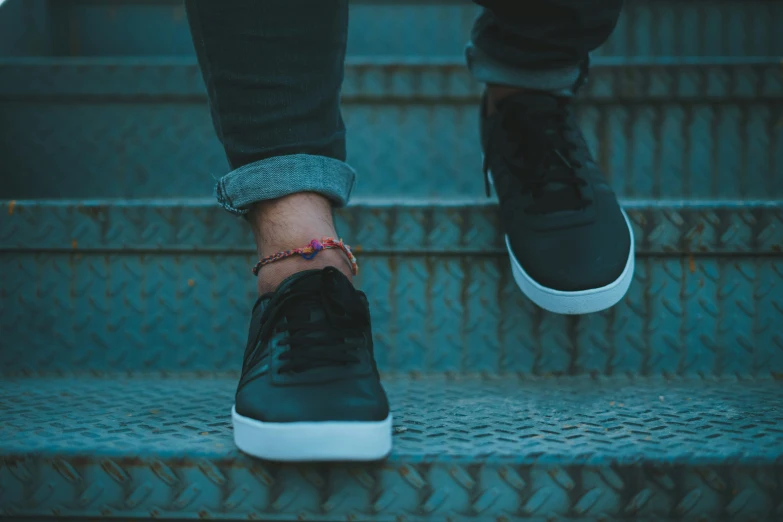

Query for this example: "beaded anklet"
[252,237,358,276]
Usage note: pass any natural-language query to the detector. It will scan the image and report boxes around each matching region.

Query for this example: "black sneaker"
[232,267,392,461]
[481,91,634,314]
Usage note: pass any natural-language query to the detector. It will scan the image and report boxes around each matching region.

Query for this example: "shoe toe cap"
[509,205,632,292]
[236,376,390,423]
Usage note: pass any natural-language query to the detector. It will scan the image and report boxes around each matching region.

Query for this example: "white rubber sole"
[506,208,635,315]
[232,406,393,461]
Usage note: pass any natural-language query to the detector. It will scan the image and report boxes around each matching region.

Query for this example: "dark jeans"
[185,0,623,214]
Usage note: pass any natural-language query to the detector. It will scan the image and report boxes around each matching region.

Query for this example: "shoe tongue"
[274,269,324,293]
[278,266,353,295]
[498,92,584,212]
[276,267,357,326]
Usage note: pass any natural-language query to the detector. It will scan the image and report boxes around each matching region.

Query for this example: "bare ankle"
[256,249,353,294]
[249,192,354,294]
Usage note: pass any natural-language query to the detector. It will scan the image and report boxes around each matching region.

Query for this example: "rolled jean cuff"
[465,42,582,96]
[215,154,356,216]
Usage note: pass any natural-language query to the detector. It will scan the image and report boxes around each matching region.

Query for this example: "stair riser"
[1,61,780,200]
[1,458,779,521]
[2,200,781,375]
[2,253,781,376]
[5,0,782,58]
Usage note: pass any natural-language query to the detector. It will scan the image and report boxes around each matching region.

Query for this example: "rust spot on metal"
[150,460,177,485]
[7,200,15,215]
[100,458,130,484]
[76,204,108,220]
[188,279,195,287]
[399,465,409,477]
[53,459,79,482]
[198,510,211,518]
[353,244,363,253]
[71,239,78,249]
[688,255,696,274]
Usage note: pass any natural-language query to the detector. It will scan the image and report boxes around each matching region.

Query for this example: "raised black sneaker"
[481,91,634,314]
[232,267,392,461]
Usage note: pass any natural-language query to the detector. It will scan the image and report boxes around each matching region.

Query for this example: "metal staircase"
[1,1,782,520]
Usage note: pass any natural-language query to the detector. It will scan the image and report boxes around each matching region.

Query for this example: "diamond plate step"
[1,199,782,376]
[1,375,781,520]
[1,58,781,200]
[3,0,782,58]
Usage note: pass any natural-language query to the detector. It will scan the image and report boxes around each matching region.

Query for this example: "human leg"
[469,1,634,315]
[186,0,391,461]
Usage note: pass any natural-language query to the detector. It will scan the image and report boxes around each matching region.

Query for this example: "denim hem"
[215,154,356,216]
[465,42,582,95]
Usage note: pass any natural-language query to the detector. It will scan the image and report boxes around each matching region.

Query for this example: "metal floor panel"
[1,200,782,376]
[3,199,782,255]
[1,59,781,200]
[1,254,782,376]
[6,0,781,58]
[1,376,782,520]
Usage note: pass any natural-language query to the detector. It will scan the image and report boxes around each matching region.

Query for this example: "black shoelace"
[260,280,367,374]
[485,95,592,215]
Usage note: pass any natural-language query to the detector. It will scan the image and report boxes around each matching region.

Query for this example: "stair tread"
[2,376,781,464]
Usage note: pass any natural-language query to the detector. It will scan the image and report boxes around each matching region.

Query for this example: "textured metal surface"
[0,0,51,58]
[1,376,782,520]
[2,200,781,375]
[1,252,781,376]
[30,0,783,58]
[2,58,780,100]
[1,59,781,200]
[2,200,783,255]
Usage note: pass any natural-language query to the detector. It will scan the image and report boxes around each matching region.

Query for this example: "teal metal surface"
[3,253,781,376]
[1,200,782,376]
[2,199,782,254]
[1,59,781,200]
[0,0,50,58]
[1,376,782,520]
[27,0,783,58]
